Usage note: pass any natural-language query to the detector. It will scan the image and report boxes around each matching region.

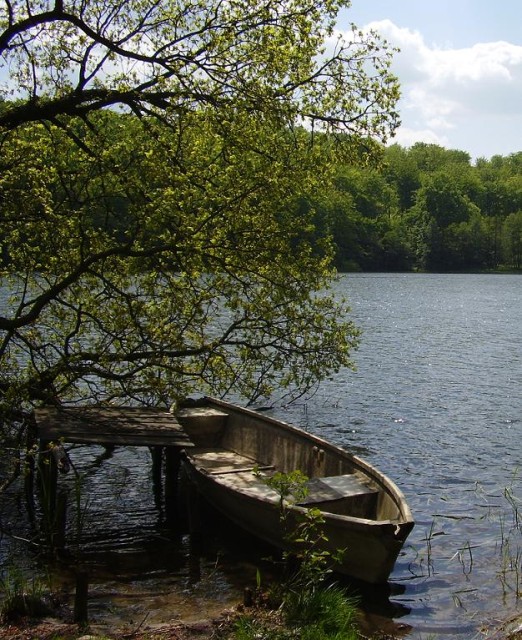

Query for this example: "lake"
[275,273,522,637]
[1,273,520,637]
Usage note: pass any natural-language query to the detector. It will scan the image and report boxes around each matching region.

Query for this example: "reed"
[0,566,49,622]
[497,471,521,599]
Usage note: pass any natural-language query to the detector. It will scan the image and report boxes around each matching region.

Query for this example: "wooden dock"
[30,405,196,531]
[34,405,195,448]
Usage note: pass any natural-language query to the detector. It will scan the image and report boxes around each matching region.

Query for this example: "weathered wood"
[30,407,195,531]
[34,406,195,448]
[38,439,58,528]
[185,478,202,535]
[165,447,181,526]
[55,490,68,550]
[177,407,227,447]
[24,415,38,522]
[151,446,163,509]
[181,397,415,585]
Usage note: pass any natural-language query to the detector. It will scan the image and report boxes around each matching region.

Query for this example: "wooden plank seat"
[299,474,379,518]
[189,448,274,475]
[190,449,378,518]
[189,448,277,500]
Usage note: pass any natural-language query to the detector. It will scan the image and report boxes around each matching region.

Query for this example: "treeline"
[310,143,522,272]
[2,103,520,274]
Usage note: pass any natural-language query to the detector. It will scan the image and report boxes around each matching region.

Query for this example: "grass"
[229,583,360,640]
[0,565,51,623]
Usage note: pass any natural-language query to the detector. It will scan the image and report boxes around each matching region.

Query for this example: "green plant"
[260,470,344,593]
[0,566,51,622]
[252,469,357,639]
[234,617,271,640]
[285,583,358,636]
[284,506,340,592]
[232,585,359,640]
[261,469,309,511]
[498,472,522,599]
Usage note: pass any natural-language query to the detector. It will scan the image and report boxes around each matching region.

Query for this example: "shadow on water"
[1,442,411,636]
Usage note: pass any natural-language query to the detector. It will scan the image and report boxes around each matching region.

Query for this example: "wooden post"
[187,533,202,584]
[151,446,163,510]
[186,479,202,535]
[74,569,89,626]
[38,439,58,547]
[164,447,180,526]
[55,490,68,551]
[24,414,38,522]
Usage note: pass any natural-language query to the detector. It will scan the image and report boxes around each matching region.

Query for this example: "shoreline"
[2,607,522,640]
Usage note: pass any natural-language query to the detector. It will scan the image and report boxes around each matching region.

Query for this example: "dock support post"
[151,446,163,509]
[38,439,58,548]
[165,447,180,526]
[74,569,89,626]
[55,489,68,551]
[186,480,202,535]
[24,415,38,522]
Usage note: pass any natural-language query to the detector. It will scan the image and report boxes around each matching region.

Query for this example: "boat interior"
[187,446,379,520]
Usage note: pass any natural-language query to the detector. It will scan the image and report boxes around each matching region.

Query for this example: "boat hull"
[178,398,414,584]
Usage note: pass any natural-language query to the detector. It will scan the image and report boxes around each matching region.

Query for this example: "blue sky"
[337,0,522,160]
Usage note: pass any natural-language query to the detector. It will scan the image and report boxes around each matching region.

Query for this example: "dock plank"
[34,406,194,447]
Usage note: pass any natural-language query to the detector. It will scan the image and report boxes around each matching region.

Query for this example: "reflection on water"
[1,273,521,639]
[1,441,410,636]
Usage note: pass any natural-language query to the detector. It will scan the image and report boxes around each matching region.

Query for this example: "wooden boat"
[177,397,414,584]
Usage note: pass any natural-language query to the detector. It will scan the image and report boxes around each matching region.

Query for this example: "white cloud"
[344,19,522,157]
[392,126,449,149]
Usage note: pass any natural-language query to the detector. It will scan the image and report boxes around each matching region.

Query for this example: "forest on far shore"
[315,143,522,272]
[2,102,521,276]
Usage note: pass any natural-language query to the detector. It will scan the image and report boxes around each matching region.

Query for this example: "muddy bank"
[3,607,522,640]
[0,609,238,640]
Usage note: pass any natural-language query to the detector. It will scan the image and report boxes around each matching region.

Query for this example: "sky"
[336,0,522,161]
[2,1,521,162]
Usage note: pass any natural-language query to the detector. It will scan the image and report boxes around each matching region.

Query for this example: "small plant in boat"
[256,469,347,609]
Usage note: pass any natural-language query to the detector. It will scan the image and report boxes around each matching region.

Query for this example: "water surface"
[1,273,520,638]
[276,273,521,637]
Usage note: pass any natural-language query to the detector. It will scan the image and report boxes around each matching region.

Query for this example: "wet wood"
[24,415,38,521]
[38,439,58,528]
[55,490,68,550]
[151,445,163,508]
[165,446,181,525]
[32,407,195,529]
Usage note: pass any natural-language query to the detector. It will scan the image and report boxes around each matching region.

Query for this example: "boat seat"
[188,450,378,518]
[298,474,379,519]
[187,449,279,501]
[210,470,281,501]
[189,448,274,475]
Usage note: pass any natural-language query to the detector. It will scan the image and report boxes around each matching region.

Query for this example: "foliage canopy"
[316,143,522,273]
[0,0,400,427]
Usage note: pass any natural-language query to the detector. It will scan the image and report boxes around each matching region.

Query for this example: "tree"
[502,211,522,269]
[405,170,482,270]
[382,144,421,211]
[445,212,489,270]
[407,143,471,173]
[0,0,400,440]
